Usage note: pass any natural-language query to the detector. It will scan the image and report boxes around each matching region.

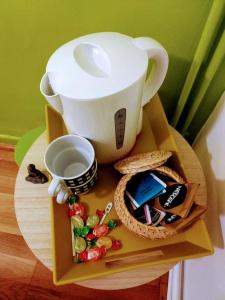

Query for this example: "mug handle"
[56,186,71,204]
[48,177,71,204]
[132,37,168,134]
[48,177,62,197]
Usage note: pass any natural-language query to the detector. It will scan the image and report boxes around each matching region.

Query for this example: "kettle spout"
[40,73,63,114]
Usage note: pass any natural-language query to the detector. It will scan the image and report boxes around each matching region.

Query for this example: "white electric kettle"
[40,32,168,164]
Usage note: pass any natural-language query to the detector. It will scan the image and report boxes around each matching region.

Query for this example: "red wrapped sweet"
[99,245,107,257]
[86,233,96,241]
[96,209,105,217]
[93,224,109,237]
[111,240,122,250]
[87,247,102,261]
[68,208,76,217]
[79,251,88,262]
[73,203,86,219]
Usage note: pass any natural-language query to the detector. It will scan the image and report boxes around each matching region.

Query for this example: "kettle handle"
[132,37,168,106]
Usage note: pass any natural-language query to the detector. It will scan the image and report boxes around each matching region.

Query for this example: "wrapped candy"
[107,220,118,230]
[68,200,122,263]
[67,194,79,206]
[73,203,86,220]
[74,226,90,237]
[87,247,102,261]
[99,245,107,257]
[87,239,97,247]
[68,208,76,217]
[86,233,96,241]
[86,233,97,247]
[86,215,100,228]
[93,224,109,237]
[96,236,112,249]
[96,209,105,218]
[74,237,86,253]
[79,246,107,262]
[71,215,84,228]
[111,240,122,250]
[79,250,88,262]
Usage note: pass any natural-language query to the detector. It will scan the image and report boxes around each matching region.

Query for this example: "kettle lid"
[46,32,148,99]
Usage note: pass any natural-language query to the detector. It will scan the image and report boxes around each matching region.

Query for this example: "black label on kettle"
[159,184,187,209]
[114,108,126,149]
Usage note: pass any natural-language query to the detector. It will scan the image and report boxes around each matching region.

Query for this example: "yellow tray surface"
[45,96,213,285]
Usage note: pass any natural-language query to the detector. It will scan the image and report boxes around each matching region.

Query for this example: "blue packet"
[125,172,167,209]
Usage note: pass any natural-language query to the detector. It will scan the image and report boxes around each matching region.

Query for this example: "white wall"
[168,90,225,300]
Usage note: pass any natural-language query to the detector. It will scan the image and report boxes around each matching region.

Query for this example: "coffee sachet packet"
[148,207,166,226]
[134,204,166,226]
[154,182,199,218]
[161,204,207,232]
[134,203,151,225]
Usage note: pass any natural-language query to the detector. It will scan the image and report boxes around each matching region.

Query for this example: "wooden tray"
[45,96,213,286]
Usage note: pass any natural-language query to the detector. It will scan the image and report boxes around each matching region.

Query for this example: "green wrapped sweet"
[87,239,97,247]
[74,226,90,237]
[74,236,86,253]
[107,220,118,230]
[67,194,79,205]
[86,215,100,228]
[71,215,84,228]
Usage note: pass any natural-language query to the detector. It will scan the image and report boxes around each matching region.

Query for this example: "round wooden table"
[14,129,206,290]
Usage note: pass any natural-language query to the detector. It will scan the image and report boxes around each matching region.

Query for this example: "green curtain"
[171,0,225,143]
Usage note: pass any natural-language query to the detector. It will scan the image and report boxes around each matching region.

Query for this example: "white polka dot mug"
[44,134,97,203]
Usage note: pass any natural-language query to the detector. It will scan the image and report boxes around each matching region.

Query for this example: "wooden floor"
[0,143,168,300]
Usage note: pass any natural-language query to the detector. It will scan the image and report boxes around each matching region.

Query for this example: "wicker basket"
[114,151,185,240]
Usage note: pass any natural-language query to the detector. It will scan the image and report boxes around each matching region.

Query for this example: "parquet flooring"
[0,143,168,300]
